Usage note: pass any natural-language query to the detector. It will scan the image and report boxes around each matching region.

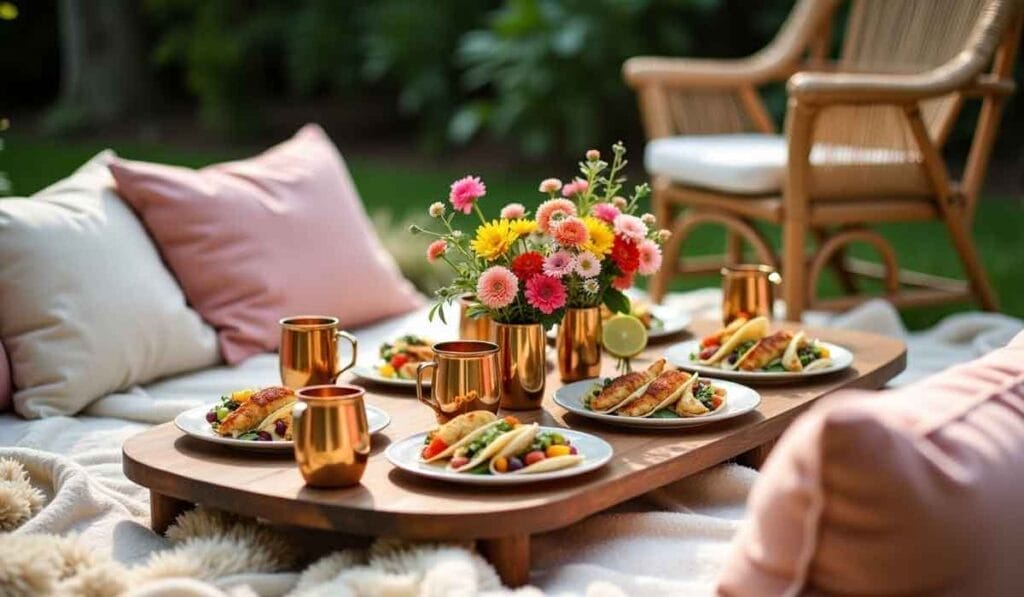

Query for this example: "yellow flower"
[581,216,614,258]
[508,218,537,238]
[471,219,516,261]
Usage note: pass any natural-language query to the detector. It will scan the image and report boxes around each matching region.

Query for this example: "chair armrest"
[623,56,793,89]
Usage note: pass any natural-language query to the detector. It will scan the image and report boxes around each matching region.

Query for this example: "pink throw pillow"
[0,341,10,411]
[718,330,1024,596]
[110,124,423,363]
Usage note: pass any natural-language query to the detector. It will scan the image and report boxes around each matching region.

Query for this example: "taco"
[420,410,498,462]
[614,369,697,417]
[674,376,727,417]
[489,425,582,475]
[586,358,666,412]
[781,332,832,372]
[736,330,794,371]
[698,317,769,368]
[217,387,296,438]
[444,417,525,472]
[255,402,295,440]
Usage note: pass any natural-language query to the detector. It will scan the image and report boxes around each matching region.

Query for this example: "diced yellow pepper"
[231,389,256,402]
[378,363,396,378]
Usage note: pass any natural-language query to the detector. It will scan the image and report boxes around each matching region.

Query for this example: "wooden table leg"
[737,439,777,471]
[478,534,530,588]
[150,490,193,535]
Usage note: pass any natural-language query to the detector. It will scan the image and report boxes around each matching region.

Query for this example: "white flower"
[583,279,600,294]
[574,251,601,278]
[429,202,445,218]
[452,230,463,239]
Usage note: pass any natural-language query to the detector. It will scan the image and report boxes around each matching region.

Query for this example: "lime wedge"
[602,314,648,358]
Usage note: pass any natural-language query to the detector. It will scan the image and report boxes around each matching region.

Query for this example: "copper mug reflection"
[416,340,501,423]
[721,265,782,325]
[292,384,370,488]
[279,316,358,389]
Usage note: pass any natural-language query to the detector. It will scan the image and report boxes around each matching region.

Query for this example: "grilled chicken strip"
[217,386,297,437]
[736,330,794,371]
[590,359,666,411]
[616,369,693,417]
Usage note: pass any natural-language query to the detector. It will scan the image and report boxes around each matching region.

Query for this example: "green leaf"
[603,288,630,314]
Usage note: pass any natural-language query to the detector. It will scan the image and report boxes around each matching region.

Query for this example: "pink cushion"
[0,341,10,411]
[718,330,1024,596]
[110,124,423,363]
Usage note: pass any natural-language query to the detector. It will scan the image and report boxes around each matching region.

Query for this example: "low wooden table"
[123,320,905,587]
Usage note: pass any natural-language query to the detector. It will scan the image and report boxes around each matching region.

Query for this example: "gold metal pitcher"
[721,265,782,325]
[416,340,501,423]
[458,294,494,341]
[556,307,602,382]
[292,384,370,488]
[495,322,546,410]
[279,316,358,389]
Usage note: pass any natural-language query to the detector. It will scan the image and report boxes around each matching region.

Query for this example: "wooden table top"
[123,319,906,540]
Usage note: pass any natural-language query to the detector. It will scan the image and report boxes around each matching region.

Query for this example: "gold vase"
[494,322,546,410]
[556,307,602,382]
[458,294,494,341]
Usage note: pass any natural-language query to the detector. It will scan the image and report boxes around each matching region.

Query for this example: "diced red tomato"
[711,396,723,410]
[503,415,520,426]
[698,346,719,360]
[390,353,409,369]
[699,335,720,348]
[420,436,448,459]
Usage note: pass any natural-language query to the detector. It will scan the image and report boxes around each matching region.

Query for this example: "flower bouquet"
[415,143,670,395]
[416,142,669,329]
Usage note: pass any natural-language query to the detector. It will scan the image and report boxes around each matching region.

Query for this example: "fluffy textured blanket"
[1,292,1021,596]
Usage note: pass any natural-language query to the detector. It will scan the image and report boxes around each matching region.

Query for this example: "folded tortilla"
[699,317,769,367]
[449,422,527,472]
[490,425,583,475]
[256,403,295,440]
[781,331,806,372]
[614,369,696,417]
[422,411,498,463]
[674,376,728,417]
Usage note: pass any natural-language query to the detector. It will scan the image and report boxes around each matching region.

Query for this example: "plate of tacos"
[175,386,391,451]
[386,411,613,485]
[553,358,761,428]
[350,335,434,388]
[664,316,853,381]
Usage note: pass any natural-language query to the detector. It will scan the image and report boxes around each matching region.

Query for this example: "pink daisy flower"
[500,203,526,219]
[426,239,447,263]
[561,177,589,198]
[551,216,589,248]
[536,198,577,233]
[449,175,486,214]
[543,250,576,278]
[525,275,567,315]
[637,239,663,275]
[613,214,648,242]
[476,266,519,310]
[538,178,563,194]
[575,251,601,278]
[592,203,620,223]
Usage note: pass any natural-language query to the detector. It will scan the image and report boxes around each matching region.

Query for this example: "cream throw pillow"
[0,151,221,418]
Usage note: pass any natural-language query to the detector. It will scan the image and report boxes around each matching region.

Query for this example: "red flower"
[613,271,634,291]
[511,251,545,282]
[610,236,640,274]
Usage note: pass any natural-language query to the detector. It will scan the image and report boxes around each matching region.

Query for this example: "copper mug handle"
[416,361,440,415]
[332,330,358,382]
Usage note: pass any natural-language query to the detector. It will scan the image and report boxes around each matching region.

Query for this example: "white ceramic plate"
[350,364,427,389]
[664,340,853,381]
[175,403,391,451]
[548,305,691,341]
[386,427,612,485]
[553,377,761,428]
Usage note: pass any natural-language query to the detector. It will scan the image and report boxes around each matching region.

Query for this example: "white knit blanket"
[1,292,1020,596]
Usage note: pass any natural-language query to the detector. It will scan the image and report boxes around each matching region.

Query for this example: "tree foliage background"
[1,0,1020,161]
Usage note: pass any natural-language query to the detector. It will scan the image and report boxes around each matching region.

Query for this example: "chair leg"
[815,228,857,295]
[726,231,743,264]
[942,212,999,311]
[781,218,808,322]
[649,188,674,304]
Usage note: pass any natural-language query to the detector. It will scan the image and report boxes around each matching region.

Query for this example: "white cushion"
[0,151,221,418]
[645,134,787,195]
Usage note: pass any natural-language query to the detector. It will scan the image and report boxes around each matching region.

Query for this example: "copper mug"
[292,384,370,487]
[416,340,501,423]
[458,294,494,341]
[279,316,358,389]
[721,264,782,325]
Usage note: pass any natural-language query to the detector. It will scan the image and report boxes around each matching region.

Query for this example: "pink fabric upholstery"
[110,124,423,364]
[0,341,10,411]
[718,330,1024,596]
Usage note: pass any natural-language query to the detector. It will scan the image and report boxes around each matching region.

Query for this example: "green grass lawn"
[3,135,1022,330]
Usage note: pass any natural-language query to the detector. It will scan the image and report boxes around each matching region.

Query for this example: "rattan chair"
[624,0,1022,320]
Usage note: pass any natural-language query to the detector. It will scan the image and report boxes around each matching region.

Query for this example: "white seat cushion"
[645,134,787,195]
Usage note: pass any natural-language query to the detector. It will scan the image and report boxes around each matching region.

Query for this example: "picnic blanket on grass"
[1,292,1020,596]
